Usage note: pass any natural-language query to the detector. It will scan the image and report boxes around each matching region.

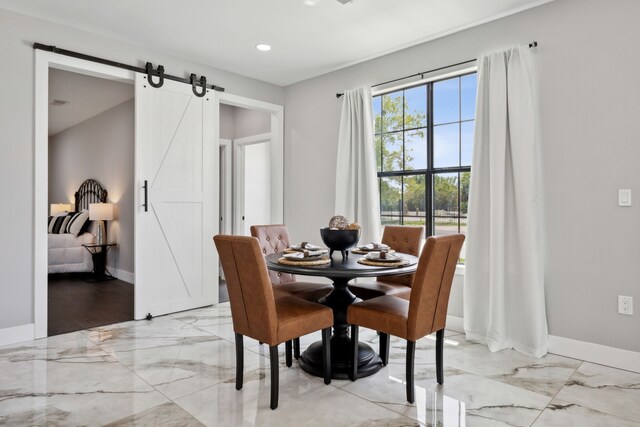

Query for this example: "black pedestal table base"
[298,276,382,380]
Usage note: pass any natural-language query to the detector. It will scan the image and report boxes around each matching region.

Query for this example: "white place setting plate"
[364,251,402,262]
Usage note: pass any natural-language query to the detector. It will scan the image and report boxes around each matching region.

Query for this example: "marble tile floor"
[1,302,639,426]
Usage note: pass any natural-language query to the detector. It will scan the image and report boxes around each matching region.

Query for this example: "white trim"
[450,312,640,373]
[110,268,135,284]
[34,50,135,339]
[548,334,640,374]
[215,92,284,225]
[0,323,35,347]
[446,315,464,334]
[219,138,233,237]
[234,132,271,146]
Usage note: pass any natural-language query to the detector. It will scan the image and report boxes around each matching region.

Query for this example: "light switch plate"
[618,189,632,207]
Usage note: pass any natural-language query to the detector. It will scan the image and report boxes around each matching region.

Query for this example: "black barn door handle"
[143,180,148,212]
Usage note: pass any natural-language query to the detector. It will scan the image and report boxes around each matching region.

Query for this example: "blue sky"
[374,73,477,170]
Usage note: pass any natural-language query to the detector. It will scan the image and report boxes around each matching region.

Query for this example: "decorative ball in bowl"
[320,227,361,259]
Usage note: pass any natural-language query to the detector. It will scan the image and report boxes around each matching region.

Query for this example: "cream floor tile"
[364,332,581,398]
[2,302,638,427]
[110,334,266,400]
[175,365,422,426]
[82,312,265,401]
[84,316,208,355]
[0,334,167,426]
[341,367,550,427]
[440,335,581,397]
[104,401,206,426]
[531,399,640,427]
[555,362,640,422]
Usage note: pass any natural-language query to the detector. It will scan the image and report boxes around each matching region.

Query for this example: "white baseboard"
[446,314,639,373]
[110,268,134,284]
[446,314,465,333]
[548,334,640,373]
[0,323,34,347]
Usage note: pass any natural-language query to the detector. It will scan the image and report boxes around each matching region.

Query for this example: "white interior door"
[134,74,218,319]
[242,142,271,235]
[233,134,271,236]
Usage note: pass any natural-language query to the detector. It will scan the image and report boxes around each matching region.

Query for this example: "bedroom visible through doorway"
[47,68,135,336]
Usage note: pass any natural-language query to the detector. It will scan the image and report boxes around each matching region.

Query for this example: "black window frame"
[374,71,475,238]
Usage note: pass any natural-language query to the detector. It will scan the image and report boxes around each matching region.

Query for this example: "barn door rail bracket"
[145,62,165,88]
[190,73,207,97]
[33,42,225,93]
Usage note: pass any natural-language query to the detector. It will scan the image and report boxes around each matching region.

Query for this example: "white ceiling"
[48,68,134,136]
[2,0,552,86]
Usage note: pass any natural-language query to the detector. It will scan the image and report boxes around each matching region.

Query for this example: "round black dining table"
[265,251,419,380]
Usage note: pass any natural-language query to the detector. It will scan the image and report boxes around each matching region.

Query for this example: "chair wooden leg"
[350,325,359,381]
[406,340,416,403]
[269,345,279,410]
[294,337,301,359]
[235,333,244,390]
[379,332,390,366]
[436,329,444,384]
[285,340,293,367]
[321,327,331,384]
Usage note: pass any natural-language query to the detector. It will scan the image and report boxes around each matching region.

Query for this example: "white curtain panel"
[464,46,548,357]
[335,87,382,244]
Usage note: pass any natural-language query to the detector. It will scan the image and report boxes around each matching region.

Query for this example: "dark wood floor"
[48,273,134,336]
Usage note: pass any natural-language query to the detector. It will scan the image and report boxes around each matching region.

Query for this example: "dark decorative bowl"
[320,227,361,259]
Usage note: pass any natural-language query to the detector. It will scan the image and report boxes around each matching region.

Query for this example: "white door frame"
[34,50,135,338]
[233,133,271,235]
[219,138,232,236]
[214,92,284,227]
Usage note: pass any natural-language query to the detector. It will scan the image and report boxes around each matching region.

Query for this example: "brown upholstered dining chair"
[214,235,333,410]
[348,225,424,301]
[347,234,465,403]
[251,224,334,359]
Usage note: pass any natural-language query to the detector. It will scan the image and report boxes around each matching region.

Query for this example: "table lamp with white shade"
[89,203,114,245]
[50,203,72,216]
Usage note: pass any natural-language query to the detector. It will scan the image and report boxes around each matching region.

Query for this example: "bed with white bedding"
[48,179,107,274]
[48,232,96,273]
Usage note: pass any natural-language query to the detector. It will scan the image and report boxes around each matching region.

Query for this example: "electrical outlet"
[618,295,633,315]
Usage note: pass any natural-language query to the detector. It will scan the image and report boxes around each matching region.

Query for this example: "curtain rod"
[33,43,225,93]
[336,41,538,98]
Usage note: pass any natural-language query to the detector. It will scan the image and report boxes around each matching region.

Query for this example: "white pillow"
[65,211,90,236]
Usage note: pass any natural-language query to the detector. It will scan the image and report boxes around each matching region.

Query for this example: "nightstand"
[82,243,117,281]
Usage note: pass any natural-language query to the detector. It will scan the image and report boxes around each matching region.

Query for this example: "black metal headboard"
[74,179,107,211]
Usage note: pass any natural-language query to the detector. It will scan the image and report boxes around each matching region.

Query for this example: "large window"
[373,72,476,259]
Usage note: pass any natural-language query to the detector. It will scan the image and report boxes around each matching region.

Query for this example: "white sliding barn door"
[134,74,218,319]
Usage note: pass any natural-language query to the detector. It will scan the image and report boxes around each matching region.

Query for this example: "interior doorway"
[233,133,272,236]
[46,68,135,336]
[215,95,284,303]
[34,50,285,339]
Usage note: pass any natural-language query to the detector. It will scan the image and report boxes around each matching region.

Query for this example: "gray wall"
[48,99,135,277]
[283,0,640,352]
[233,107,270,139]
[219,104,235,140]
[219,104,271,140]
[0,8,283,330]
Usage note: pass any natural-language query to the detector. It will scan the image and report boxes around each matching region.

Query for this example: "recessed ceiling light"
[255,44,271,52]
